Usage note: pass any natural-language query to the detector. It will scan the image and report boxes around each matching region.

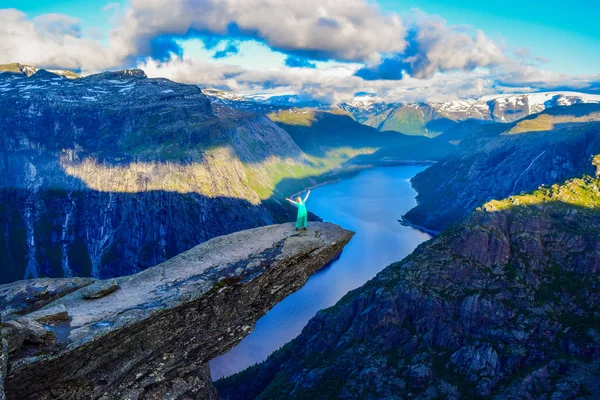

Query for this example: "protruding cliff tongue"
[1,222,353,400]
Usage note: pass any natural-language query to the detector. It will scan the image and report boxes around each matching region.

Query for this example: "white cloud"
[356,13,508,80]
[1,4,598,103]
[110,0,407,63]
[0,9,116,72]
[139,56,245,88]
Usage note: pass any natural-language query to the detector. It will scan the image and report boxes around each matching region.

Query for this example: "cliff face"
[403,104,600,232]
[216,173,600,399]
[1,222,354,400]
[0,69,316,283]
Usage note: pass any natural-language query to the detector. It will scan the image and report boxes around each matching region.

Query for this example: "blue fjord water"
[210,165,432,379]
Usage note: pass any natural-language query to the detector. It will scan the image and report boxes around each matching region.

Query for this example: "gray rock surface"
[80,280,119,299]
[0,337,6,400]
[2,222,353,399]
[0,278,95,319]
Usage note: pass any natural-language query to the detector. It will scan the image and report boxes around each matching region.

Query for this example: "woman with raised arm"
[286,189,311,231]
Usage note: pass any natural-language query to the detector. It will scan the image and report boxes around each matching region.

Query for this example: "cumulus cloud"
[0,9,116,72]
[356,15,507,80]
[140,54,600,103]
[1,3,598,102]
[495,63,600,91]
[109,0,407,63]
[138,56,245,89]
[137,55,497,103]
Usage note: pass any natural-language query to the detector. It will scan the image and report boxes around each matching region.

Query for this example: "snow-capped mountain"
[0,62,81,79]
[336,91,600,136]
[435,92,600,122]
[202,88,600,137]
[202,89,328,114]
[341,92,600,123]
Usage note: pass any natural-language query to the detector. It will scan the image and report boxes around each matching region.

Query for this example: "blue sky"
[7,0,599,74]
[1,0,599,102]
[380,0,600,75]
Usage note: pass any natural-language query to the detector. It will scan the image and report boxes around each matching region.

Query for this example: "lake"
[210,165,432,379]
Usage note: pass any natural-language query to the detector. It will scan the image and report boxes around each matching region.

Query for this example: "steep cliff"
[1,222,354,399]
[403,104,600,232]
[0,68,326,283]
[216,171,600,399]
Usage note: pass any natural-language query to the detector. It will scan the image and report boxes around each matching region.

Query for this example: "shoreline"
[290,178,342,197]
[290,160,435,197]
[398,217,440,236]
[289,165,370,197]
[290,162,440,238]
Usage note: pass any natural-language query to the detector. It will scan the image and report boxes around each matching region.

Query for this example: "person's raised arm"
[304,189,311,202]
[285,198,296,205]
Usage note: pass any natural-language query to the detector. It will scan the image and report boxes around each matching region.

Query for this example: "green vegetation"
[366,107,428,136]
[363,105,457,137]
[507,109,600,134]
[268,108,354,127]
[0,62,26,73]
[268,109,318,127]
[483,174,600,212]
[244,149,373,200]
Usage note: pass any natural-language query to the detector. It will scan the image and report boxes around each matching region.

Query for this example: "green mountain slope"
[403,104,600,232]
[268,109,456,163]
[363,104,457,137]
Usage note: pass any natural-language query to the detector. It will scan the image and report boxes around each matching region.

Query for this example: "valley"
[216,160,600,399]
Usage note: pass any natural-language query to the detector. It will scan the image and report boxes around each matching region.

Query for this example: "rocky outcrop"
[404,104,600,232]
[216,174,600,399]
[0,334,6,400]
[1,222,353,399]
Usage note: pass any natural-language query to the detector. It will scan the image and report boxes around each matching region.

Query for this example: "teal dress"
[294,200,308,229]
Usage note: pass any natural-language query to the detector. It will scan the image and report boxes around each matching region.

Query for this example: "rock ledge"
[1,222,353,400]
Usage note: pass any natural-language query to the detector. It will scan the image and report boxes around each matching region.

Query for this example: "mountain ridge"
[403,103,600,232]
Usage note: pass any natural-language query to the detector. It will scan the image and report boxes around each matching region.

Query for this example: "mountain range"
[206,89,600,137]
